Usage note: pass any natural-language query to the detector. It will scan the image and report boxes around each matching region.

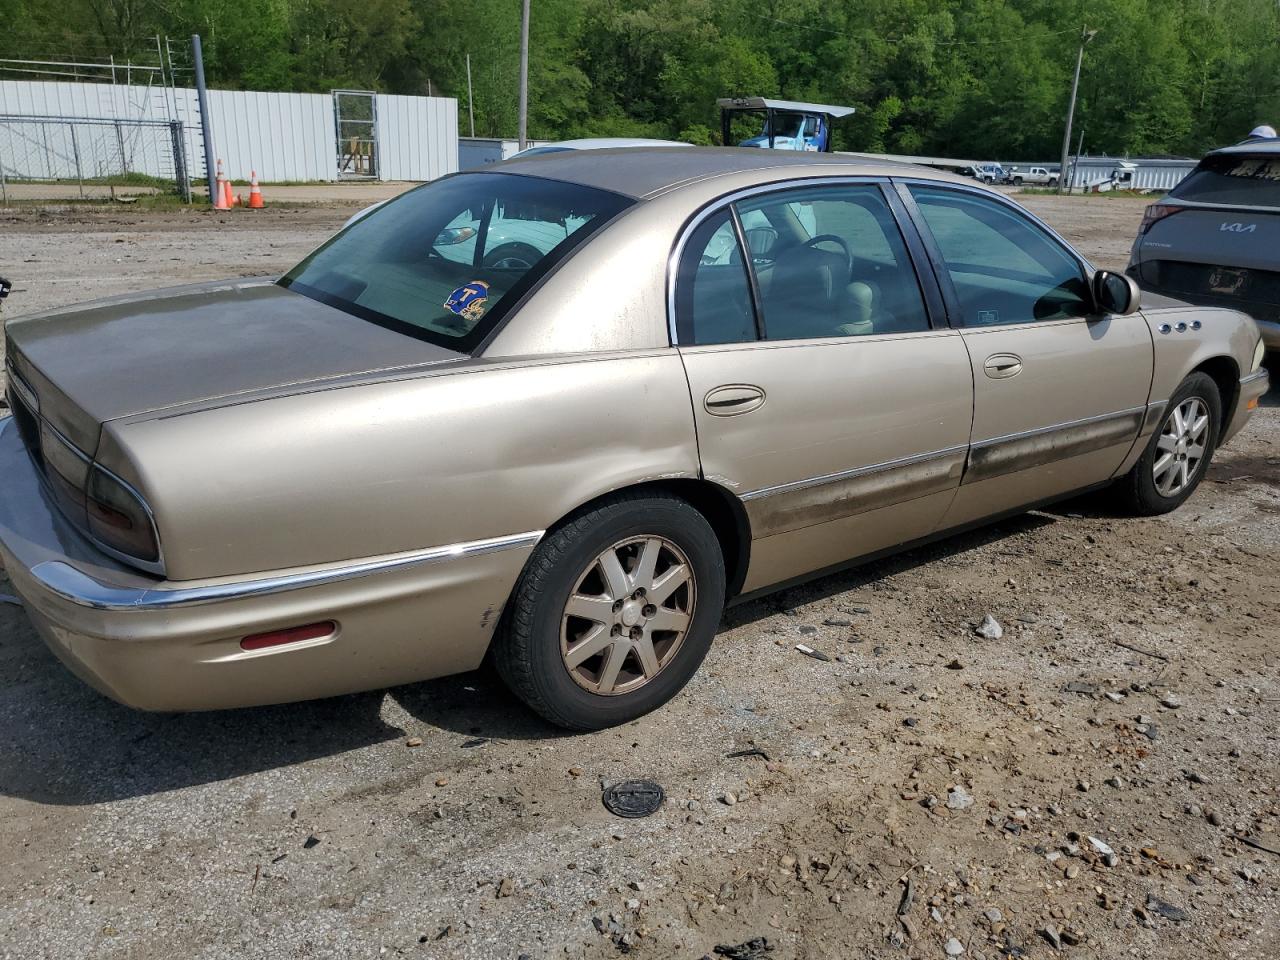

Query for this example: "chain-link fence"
[0,115,190,200]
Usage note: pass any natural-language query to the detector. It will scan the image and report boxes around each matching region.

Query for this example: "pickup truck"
[1011,166,1059,187]
[966,163,1008,184]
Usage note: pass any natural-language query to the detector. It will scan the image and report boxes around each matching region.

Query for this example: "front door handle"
[704,384,766,416]
[983,354,1023,379]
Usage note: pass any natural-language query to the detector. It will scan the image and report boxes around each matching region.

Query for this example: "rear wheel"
[1113,372,1220,515]
[482,242,542,270]
[493,493,726,730]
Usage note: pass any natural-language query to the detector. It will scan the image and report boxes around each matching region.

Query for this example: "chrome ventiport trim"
[32,530,545,611]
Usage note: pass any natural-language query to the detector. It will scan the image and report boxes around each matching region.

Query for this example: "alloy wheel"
[560,536,696,695]
[1153,397,1209,497]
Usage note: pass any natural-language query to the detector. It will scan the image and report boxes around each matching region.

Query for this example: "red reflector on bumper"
[240,621,336,651]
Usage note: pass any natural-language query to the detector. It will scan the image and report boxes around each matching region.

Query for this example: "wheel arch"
[1190,355,1240,429]
[540,479,752,600]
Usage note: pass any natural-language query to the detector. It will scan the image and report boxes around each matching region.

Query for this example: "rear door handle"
[704,384,766,416]
[983,354,1023,379]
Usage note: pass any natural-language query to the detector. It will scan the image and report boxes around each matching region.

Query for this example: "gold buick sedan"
[0,149,1268,729]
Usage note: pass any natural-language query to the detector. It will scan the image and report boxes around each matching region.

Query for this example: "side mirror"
[1092,270,1141,316]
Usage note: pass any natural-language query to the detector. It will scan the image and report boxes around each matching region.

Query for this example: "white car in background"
[508,137,691,159]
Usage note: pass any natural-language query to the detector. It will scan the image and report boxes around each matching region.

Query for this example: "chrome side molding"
[742,445,968,537]
[965,406,1146,484]
[32,530,545,612]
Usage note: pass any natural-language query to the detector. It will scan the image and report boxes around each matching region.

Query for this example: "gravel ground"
[0,194,1277,960]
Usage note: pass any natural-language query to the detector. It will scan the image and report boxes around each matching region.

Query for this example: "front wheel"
[493,493,726,730]
[1113,372,1221,515]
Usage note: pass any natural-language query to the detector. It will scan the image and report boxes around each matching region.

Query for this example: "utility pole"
[1069,126,1085,194]
[1057,26,1096,195]
[191,34,217,205]
[466,53,476,138]
[518,0,530,149]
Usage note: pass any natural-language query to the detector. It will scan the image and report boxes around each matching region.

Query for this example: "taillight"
[86,465,161,565]
[240,621,337,651]
[1139,204,1184,235]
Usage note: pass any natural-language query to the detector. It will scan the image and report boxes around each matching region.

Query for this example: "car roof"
[548,138,692,149]
[1209,139,1280,157]
[496,146,967,199]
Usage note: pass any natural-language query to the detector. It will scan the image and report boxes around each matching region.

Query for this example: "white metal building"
[0,80,458,183]
[1064,156,1198,192]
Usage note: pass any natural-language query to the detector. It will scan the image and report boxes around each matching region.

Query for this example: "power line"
[740,12,1084,45]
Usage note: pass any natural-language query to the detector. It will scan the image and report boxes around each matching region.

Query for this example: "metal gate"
[0,115,190,200]
[333,90,378,179]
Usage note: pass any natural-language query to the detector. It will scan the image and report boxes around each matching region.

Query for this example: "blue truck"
[718,97,857,152]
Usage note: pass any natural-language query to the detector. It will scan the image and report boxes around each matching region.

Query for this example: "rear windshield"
[1171,153,1280,207]
[281,172,632,351]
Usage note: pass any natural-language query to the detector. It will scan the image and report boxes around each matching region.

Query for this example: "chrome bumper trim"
[30,530,545,612]
[1240,367,1270,388]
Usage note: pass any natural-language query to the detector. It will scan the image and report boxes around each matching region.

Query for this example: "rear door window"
[1171,154,1280,207]
[674,209,759,345]
[735,184,930,340]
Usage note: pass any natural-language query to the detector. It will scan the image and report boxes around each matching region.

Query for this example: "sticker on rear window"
[977,309,999,325]
[443,281,490,322]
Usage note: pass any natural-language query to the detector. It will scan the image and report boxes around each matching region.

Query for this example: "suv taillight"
[1139,204,1184,235]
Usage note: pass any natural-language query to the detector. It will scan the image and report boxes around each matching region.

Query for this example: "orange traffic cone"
[222,172,236,210]
[212,159,230,210]
[248,170,264,209]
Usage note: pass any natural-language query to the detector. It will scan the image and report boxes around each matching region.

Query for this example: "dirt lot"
[0,195,1277,960]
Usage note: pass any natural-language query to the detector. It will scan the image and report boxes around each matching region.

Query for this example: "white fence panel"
[3,80,458,183]
[376,94,458,181]
[205,89,336,182]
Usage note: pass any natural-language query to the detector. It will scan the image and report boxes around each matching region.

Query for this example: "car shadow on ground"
[0,509,1065,807]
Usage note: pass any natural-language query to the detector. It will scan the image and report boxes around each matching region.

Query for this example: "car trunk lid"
[1141,204,1280,270]
[5,278,465,456]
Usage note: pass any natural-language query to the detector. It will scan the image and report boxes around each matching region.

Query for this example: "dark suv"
[1127,139,1280,352]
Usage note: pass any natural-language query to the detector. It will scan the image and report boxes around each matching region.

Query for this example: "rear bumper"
[0,417,538,711]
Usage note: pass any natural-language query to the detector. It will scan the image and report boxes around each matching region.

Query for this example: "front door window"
[908,186,1090,327]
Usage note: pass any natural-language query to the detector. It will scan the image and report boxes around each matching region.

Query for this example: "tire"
[482,242,542,270]
[1013,177,1023,186]
[493,493,726,730]
[1113,372,1221,515]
